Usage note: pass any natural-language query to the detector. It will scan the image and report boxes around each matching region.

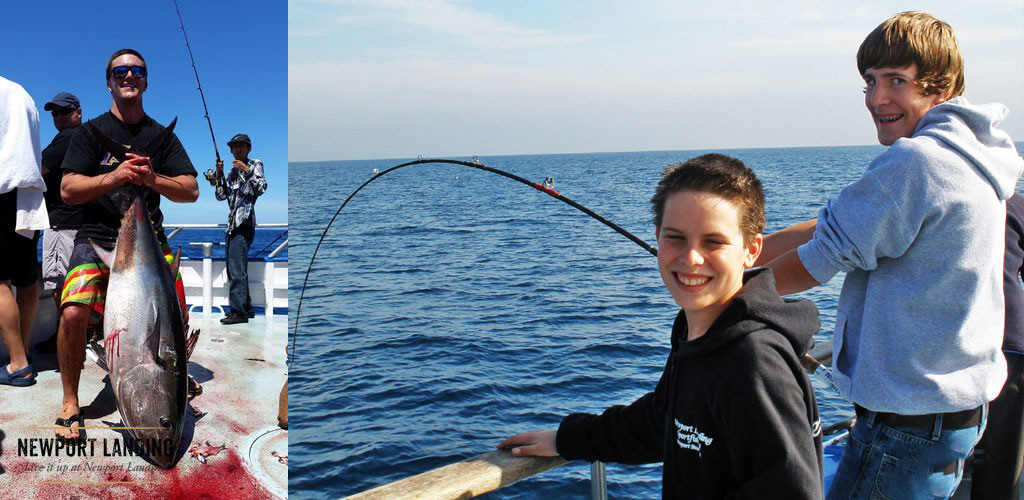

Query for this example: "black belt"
[854,404,983,431]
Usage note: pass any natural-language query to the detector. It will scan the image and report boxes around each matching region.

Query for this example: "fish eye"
[159,417,174,429]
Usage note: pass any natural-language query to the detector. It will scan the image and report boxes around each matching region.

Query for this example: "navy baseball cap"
[43,92,80,111]
[228,133,251,147]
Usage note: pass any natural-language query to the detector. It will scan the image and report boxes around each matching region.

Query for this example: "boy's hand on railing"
[497,430,559,457]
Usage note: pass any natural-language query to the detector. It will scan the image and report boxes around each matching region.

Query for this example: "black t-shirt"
[61,111,197,247]
[41,128,84,229]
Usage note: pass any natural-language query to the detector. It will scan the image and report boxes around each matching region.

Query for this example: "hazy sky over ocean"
[289,0,1024,161]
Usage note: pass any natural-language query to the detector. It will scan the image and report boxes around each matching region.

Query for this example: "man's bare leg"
[0,281,29,377]
[56,303,90,439]
[16,280,38,354]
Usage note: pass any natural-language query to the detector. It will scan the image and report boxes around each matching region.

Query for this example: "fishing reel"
[203,169,219,188]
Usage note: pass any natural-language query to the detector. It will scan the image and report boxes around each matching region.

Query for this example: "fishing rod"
[802,353,857,444]
[289,158,658,368]
[171,0,221,170]
[802,353,845,399]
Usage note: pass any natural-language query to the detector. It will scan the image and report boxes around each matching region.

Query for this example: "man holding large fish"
[54,48,198,448]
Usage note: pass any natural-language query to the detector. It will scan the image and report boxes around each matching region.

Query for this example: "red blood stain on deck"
[23,464,142,500]
[105,469,135,482]
[4,458,38,477]
[219,407,254,436]
[227,418,249,435]
[14,452,268,500]
[30,481,124,500]
[165,449,269,500]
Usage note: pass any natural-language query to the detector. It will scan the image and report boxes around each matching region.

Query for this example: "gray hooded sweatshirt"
[798,97,1024,414]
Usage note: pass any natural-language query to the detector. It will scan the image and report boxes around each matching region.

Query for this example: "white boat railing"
[165,222,288,318]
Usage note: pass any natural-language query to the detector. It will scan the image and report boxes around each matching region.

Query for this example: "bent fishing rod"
[290,158,658,368]
[289,157,854,418]
[172,0,220,165]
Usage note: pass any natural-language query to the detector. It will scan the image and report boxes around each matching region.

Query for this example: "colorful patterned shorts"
[61,241,187,327]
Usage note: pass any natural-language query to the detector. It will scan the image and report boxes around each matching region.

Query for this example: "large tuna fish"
[90,120,189,469]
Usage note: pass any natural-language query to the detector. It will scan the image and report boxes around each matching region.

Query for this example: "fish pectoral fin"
[149,302,165,367]
[90,239,114,268]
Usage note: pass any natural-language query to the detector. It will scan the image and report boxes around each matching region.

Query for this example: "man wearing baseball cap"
[39,93,85,328]
[214,133,267,324]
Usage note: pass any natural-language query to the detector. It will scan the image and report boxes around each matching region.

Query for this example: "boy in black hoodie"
[499,153,824,499]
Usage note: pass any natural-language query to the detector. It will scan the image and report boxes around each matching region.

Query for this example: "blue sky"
[3,1,287,224]
[289,0,1024,161]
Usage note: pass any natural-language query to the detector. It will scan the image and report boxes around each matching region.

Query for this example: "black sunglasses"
[110,65,147,79]
[51,108,77,118]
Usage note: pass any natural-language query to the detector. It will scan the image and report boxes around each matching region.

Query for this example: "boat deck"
[0,311,288,499]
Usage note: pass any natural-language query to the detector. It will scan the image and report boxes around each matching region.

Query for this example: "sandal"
[0,364,34,386]
[55,413,85,440]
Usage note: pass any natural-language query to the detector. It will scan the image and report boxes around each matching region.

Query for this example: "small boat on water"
[0,223,288,499]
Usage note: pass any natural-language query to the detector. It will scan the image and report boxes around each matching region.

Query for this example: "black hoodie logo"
[675,419,714,452]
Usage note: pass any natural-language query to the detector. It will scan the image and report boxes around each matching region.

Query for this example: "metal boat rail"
[164,222,288,319]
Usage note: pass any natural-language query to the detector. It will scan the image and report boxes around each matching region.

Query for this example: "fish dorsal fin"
[89,239,114,268]
[139,117,178,156]
[88,121,129,163]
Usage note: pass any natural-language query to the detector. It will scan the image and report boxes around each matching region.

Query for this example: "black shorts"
[0,189,40,286]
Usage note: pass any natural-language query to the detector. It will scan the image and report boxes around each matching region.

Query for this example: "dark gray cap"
[227,133,251,147]
[44,92,80,111]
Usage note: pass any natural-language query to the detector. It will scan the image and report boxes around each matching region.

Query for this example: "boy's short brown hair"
[856,11,964,98]
[651,153,765,244]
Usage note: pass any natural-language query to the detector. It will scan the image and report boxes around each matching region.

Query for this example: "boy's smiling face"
[656,190,761,336]
[863,63,947,146]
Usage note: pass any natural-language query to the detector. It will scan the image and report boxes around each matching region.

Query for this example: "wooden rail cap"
[343,449,569,500]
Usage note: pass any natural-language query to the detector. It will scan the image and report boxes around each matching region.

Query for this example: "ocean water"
[166,227,289,261]
[287,146,1018,499]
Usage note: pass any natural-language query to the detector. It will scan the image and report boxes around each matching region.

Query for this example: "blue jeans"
[826,405,987,500]
[226,225,254,316]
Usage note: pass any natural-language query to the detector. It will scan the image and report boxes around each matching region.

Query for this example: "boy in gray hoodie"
[756,11,1024,499]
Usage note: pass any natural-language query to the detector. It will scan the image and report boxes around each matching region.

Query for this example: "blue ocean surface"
[287,146,1022,499]
[166,227,289,261]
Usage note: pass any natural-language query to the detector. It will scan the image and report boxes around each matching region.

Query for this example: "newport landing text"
[18,437,177,458]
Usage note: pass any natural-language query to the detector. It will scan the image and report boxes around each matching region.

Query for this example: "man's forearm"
[61,171,121,204]
[766,249,821,296]
[754,218,817,267]
[151,174,199,202]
